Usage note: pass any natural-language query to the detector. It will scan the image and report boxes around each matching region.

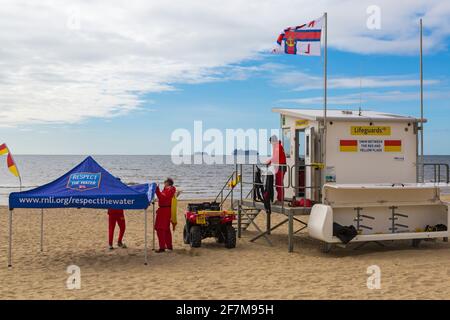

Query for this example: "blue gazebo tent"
[7,156,156,267]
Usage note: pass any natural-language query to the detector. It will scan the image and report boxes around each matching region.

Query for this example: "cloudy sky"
[1,0,449,154]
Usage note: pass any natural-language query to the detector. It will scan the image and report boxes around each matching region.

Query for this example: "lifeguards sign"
[350,126,391,136]
[295,119,309,128]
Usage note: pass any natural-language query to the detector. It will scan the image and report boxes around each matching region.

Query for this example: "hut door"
[295,129,306,198]
[304,127,317,200]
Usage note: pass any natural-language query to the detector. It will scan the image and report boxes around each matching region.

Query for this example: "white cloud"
[0,0,449,126]
[280,89,450,106]
[273,72,441,91]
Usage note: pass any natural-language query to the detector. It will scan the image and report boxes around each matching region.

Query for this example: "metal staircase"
[213,168,265,233]
[214,171,237,209]
[213,164,311,252]
[236,206,261,231]
[214,169,247,210]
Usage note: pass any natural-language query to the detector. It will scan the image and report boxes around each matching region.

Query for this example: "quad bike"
[183,202,236,249]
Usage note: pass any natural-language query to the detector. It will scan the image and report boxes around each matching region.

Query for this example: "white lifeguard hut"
[228,107,449,253]
[274,108,424,202]
[271,108,449,251]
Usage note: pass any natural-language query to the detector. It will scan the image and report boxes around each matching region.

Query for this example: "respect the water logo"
[67,172,101,191]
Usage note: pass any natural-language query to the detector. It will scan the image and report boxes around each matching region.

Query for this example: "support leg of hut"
[266,210,271,235]
[288,210,294,252]
[237,201,242,238]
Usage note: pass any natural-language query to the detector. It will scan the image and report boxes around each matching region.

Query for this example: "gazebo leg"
[40,209,44,252]
[144,209,148,265]
[8,209,13,267]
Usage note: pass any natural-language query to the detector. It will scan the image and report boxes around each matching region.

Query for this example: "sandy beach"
[1,197,450,300]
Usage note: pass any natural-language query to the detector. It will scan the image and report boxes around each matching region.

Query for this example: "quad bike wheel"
[183,224,190,244]
[190,226,202,248]
[224,225,236,249]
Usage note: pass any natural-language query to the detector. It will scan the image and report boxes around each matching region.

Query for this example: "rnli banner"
[272,16,324,56]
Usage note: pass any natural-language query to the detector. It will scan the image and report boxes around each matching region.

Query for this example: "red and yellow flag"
[7,153,20,177]
[0,143,20,178]
[0,143,8,155]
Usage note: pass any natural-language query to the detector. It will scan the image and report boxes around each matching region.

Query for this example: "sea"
[0,155,449,205]
[0,155,260,205]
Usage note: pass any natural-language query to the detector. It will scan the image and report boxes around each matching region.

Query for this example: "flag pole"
[12,152,22,192]
[419,18,424,182]
[322,12,328,196]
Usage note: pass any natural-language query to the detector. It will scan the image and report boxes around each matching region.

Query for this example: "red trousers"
[155,207,172,250]
[275,169,285,201]
[108,214,126,246]
[156,229,172,250]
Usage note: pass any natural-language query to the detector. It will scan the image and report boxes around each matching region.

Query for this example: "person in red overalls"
[108,208,127,250]
[155,178,176,253]
[266,135,287,202]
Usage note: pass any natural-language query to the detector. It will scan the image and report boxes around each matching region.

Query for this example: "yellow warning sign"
[350,126,391,136]
[295,119,309,128]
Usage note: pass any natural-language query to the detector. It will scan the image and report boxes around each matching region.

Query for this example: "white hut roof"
[272,108,426,123]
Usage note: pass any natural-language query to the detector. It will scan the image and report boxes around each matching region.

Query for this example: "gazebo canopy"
[9,156,155,210]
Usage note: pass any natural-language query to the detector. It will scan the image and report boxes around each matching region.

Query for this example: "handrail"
[239,164,322,194]
[219,188,234,207]
[216,162,449,211]
[289,163,324,185]
[214,170,238,208]
[213,162,325,219]
[423,163,450,183]
[238,163,322,205]
[234,163,325,244]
